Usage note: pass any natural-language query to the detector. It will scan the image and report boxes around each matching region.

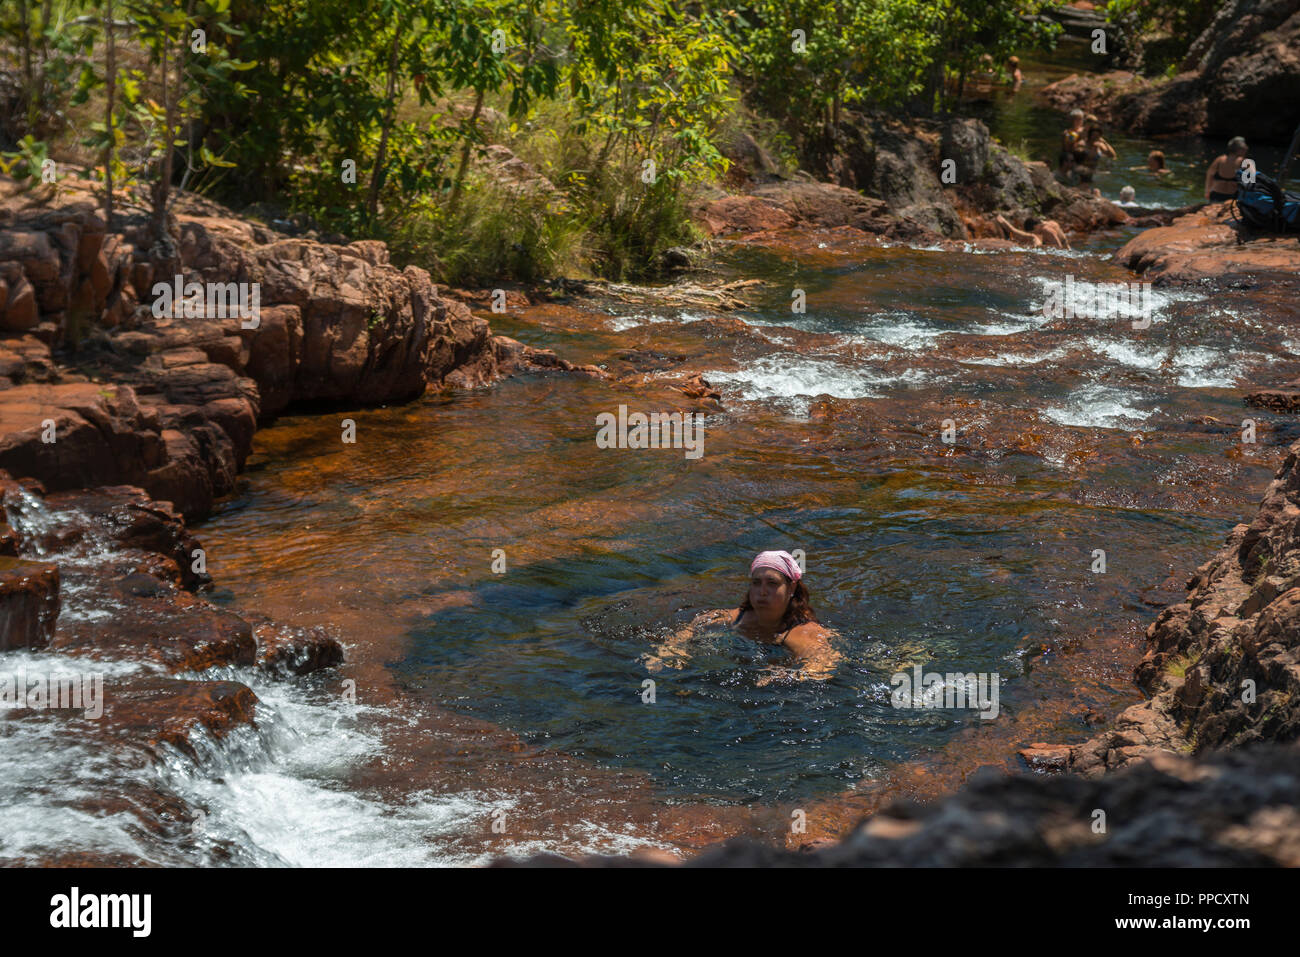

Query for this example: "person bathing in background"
[1078,126,1116,183]
[1055,150,1079,186]
[995,213,1069,249]
[1007,55,1023,92]
[644,550,839,682]
[1060,109,1086,170]
[1132,150,1172,176]
[1205,136,1250,202]
[1028,216,1070,249]
[1117,185,1139,208]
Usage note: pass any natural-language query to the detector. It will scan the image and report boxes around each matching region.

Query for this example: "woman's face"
[749,569,793,616]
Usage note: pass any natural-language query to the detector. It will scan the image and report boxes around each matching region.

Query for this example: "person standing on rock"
[643,550,838,683]
[1205,137,1250,202]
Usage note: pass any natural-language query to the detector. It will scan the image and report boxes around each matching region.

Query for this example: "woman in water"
[1131,150,1172,176]
[1204,136,1249,202]
[645,550,839,681]
[1077,126,1116,183]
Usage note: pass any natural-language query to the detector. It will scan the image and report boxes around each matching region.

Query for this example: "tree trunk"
[150,37,173,243]
[366,28,402,222]
[102,0,116,230]
[18,0,34,127]
[448,89,484,215]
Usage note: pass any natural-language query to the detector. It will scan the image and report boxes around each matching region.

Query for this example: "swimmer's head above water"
[740,550,818,634]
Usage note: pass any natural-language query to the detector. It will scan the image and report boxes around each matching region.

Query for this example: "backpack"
[1234,168,1300,233]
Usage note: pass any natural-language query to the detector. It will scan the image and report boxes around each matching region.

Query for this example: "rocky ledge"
[0,174,607,863]
[0,174,605,520]
[1114,201,1300,287]
[1038,0,1300,142]
[0,471,339,771]
[696,115,1131,246]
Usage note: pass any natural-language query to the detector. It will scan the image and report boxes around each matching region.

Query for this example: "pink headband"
[750,550,802,582]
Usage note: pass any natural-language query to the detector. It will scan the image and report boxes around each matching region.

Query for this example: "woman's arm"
[784,623,841,678]
[995,214,1041,246]
[644,608,737,671]
[1204,156,1222,199]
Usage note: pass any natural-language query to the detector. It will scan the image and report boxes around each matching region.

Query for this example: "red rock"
[250,619,345,676]
[51,569,255,672]
[1116,204,1300,285]
[0,555,59,649]
[88,673,259,761]
[1,275,38,331]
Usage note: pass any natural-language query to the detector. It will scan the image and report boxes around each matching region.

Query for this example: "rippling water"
[188,237,1298,853]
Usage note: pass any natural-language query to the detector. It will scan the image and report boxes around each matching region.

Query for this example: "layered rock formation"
[0,175,603,520]
[0,173,608,864]
[1046,440,1300,774]
[1039,0,1300,142]
[696,116,1131,244]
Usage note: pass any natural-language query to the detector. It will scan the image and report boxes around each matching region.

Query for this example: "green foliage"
[0,134,52,183]
[718,0,1060,141]
[1102,0,1221,75]
[4,0,1070,283]
[384,169,587,286]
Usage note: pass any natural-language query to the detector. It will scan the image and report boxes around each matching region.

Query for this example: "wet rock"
[34,485,211,591]
[248,617,345,677]
[506,744,1300,866]
[89,673,259,762]
[0,555,59,649]
[1019,743,1072,771]
[1246,385,1300,413]
[51,569,255,672]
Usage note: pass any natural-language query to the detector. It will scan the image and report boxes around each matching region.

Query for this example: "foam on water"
[605,310,712,332]
[1040,383,1155,429]
[707,353,932,413]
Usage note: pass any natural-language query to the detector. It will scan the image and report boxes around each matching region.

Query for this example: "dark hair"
[1086,126,1103,140]
[1024,216,1041,230]
[739,576,818,631]
[1227,136,1248,155]
[1148,150,1166,168]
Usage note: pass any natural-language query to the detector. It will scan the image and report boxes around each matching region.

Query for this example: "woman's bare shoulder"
[784,620,833,649]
